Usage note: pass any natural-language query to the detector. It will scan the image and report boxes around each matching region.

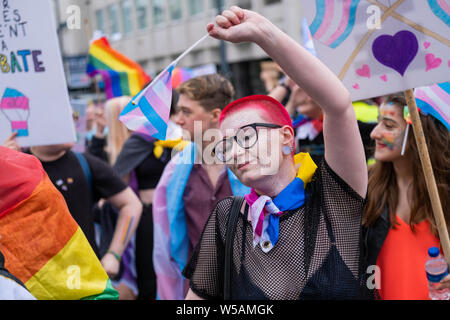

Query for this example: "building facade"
[55,0,305,99]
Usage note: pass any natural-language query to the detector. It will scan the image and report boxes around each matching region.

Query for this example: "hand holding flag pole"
[119,34,209,140]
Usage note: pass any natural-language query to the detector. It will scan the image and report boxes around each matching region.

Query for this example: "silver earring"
[282,145,292,155]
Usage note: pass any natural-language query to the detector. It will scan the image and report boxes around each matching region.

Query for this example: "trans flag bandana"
[244,153,317,253]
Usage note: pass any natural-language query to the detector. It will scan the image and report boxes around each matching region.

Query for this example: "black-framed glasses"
[214,123,282,162]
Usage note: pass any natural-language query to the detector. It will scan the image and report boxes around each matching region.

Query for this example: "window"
[264,0,281,4]
[237,0,252,9]
[108,4,120,34]
[188,0,203,16]
[135,0,148,29]
[121,0,133,34]
[95,9,104,32]
[169,0,182,20]
[152,0,165,25]
[210,0,219,10]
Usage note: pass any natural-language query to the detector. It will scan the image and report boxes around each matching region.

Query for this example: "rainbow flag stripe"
[172,67,194,89]
[87,37,151,99]
[0,147,118,300]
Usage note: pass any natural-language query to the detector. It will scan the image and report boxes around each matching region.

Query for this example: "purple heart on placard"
[372,30,418,76]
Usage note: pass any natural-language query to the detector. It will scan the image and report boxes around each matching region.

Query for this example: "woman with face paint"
[182,6,368,300]
[362,94,450,300]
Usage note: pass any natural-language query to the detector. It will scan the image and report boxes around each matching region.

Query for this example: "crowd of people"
[1,6,449,300]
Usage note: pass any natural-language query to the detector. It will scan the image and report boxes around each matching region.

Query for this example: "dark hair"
[176,74,235,111]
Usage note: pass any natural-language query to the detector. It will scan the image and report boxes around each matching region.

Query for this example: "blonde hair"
[105,96,131,165]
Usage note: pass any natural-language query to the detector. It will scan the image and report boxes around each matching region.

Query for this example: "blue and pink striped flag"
[308,0,361,49]
[415,82,450,131]
[118,34,209,140]
[118,64,175,140]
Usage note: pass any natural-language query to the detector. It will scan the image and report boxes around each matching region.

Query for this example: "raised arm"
[207,6,367,197]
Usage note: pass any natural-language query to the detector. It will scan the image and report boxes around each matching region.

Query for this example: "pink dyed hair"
[219,95,295,153]
[219,95,293,128]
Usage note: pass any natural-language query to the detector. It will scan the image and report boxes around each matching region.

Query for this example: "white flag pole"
[132,34,210,105]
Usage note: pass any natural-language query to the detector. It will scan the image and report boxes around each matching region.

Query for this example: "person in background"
[153,74,251,300]
[86,95,141,300]
[270,76,377,164]
[25,141,141,272]
[260,61,281,94]
[362,93,450,300]
[113,91,187,300]
[85,100,108,148]
[87,97,131,163]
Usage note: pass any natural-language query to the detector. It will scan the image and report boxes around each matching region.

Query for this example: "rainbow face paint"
[381,132,397,150]
[380,109,397,118]
[380,130,405,151]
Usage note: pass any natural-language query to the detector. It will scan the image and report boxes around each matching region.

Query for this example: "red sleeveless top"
[376,215,440,300]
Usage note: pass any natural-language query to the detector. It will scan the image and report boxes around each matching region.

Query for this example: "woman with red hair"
[183,6,368,300]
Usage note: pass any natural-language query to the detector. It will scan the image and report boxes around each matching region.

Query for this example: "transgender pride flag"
[119,64,175,140]
[309,0,361,49]
[415,82,450,131]
[118,34,209,140]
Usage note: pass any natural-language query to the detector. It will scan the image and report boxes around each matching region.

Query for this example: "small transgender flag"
[415,82,450,131]
[119,64,175,140]
[118,34,210,140]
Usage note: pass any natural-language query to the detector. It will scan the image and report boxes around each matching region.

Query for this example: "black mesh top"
[183,160,367,300]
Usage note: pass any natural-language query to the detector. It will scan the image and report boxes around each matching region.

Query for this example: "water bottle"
[425,247,450,300]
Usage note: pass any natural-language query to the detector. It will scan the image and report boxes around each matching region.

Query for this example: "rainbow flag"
[172,64,218,89]
[415,82,450,131]
[86,37,151,99]
[0,147,118,300]
[119,64,175,140]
